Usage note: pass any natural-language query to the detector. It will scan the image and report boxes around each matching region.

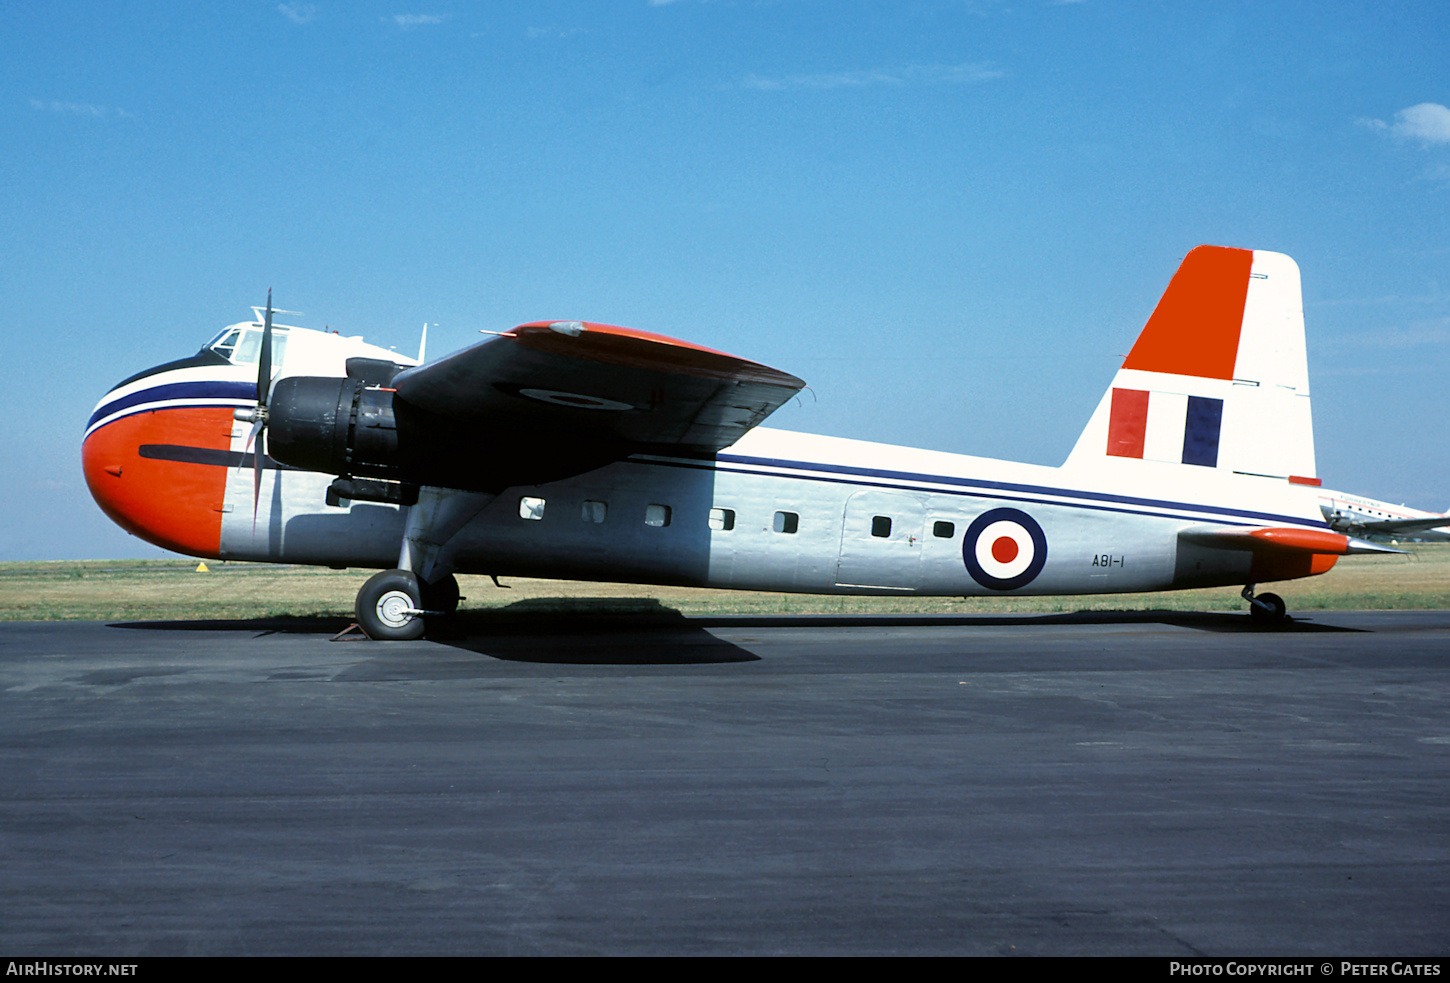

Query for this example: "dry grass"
[2,545,1448,622]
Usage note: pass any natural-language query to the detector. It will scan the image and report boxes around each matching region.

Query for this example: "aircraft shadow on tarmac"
[688,609,1364,634]
[109,600,1362,665]
[111,599,762,665]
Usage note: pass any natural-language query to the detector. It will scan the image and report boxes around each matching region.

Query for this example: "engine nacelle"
[268,360,405,480]
[266,357,632,494]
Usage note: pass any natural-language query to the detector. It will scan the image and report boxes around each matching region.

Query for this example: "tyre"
[1249,591,1288,624]
[356,569,425,640]
[421,573,460,616]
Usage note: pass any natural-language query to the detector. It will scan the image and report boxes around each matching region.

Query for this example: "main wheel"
[357,569,425,640]
[1249,591,1288,624]
[419,573,461,637]
[421,573,460,616]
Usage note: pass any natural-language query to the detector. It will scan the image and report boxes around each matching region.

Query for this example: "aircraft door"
[835,490,926,590]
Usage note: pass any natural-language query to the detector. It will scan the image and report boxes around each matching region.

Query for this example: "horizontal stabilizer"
[1179,526,1405,555]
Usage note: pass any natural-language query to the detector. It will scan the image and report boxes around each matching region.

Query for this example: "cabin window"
[518,496,546,521]
[773,510,799,534]
[581,500,607,524]
[645,504,672,528]
[871,516,892,538]
[709,507,736,531]
[933,521,955,538]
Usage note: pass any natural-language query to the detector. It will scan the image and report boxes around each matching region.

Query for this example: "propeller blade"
[236,417,267,530]
[235,289,274,534]
[238,418,264,473]
[257,288,274,408]
[252,428,265,532]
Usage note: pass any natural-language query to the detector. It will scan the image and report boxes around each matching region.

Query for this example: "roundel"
[516,388,633,411]
[963,507,1048,591]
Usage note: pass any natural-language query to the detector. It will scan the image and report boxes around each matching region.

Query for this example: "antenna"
[250,306,304,323]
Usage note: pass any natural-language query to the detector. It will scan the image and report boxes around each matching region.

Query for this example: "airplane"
[1317,488,1450,542]
[82,245,1401,639]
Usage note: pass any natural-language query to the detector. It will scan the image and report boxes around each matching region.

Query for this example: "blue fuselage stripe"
[87,381,255,431]
[638,452,1324,530]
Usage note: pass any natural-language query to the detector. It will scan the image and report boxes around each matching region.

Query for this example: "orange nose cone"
[83,407,234,558]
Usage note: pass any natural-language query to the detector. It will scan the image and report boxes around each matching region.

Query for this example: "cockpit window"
[208,328,241,359]
[232,328,288,366]
[207,326,288,366]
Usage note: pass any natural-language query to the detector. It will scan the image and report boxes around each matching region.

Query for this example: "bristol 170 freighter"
[83,246,1394,638]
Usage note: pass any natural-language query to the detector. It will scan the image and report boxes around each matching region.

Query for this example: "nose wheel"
[1242,585,1288,625]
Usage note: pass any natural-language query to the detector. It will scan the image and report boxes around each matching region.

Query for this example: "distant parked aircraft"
[1318,489,1450,542]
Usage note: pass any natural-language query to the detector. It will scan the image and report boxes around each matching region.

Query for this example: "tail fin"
[1064,246,1317,484]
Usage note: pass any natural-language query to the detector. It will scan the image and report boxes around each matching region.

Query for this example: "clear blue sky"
[2,1,1446,560]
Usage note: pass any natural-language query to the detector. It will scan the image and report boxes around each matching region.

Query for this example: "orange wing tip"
[514,320,738,357]
[509,321,804,388]
[1288,475,1322,486]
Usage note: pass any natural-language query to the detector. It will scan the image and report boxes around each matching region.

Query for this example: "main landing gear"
[1242,584,1288,625]
[355,569,461,641]
[350,485,494,640]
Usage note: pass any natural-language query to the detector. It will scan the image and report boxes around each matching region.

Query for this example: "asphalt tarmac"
[2,608,1447,956]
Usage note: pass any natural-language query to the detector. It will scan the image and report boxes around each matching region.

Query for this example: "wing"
[387,321,805,489]
[1325,513,1450,537]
